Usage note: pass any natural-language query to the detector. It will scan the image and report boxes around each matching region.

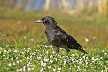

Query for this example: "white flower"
[91,57,95,60]
[82,56,85,59]
[30,38,35,41]
[28,68,31,71]
[76,60,79,64]
[13,62,15,65]
[8,63,12,67]
[71,58,75,61]
[44,58,49,62]
[16,56,18,59]
[40,68,44,72]
[50,55,53,58]
[52,51,55,54]
[48,66,51,69]
[100,57,103,59]
[96,58,99,60]
[86,56,88,59]
[46,51,49,54]
[27,67,34,71]
[23,66,26,69]
[50,45,53,48]
[19,60,22,63]
[85,38,89,42]
[27,62,33,67]
[14,50,18,53]
[27,57,30,59]
[31,68,34,70]
[4,50,7,52]
[23,66,26,72]
[11,57,13,60]
[101,70,104,72]
[58,67,61,71]
[104,52,107,55]
[32,52,36,55]
[17,69,20,72]
[41,61,43,65]
[6,45,9,47]
[77,66,81,71]
[41,61,46,67]
[21,52,24,55]
[102,50,105,52]
[72,54,75,56]
[3,54,5,57]
[24,36,26,39]
[64,59,67,65]
[53,69,56,72]
[17,68,22,72]
[0,47,2,50]
[17,60,19,64]
[93,37,96,39]
[37,56,41,60]
[50,60,53,63]
[85,62,88,65]
[54,58,57,61]
[45,45,48,48]
[84,69,86,71]
[28,48,30,50]
[27,63,30,67]
[43,63,46,67]
[30,55,32,58]
[26,50,30,52]
[8,49,11,52]
[79,58,82,61]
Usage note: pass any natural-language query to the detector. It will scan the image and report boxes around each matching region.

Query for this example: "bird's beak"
[36,19,43,23]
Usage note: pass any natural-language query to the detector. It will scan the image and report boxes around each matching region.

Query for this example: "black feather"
[36,16,88,54]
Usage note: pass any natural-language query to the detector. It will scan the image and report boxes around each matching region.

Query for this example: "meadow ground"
[0,9,108,72]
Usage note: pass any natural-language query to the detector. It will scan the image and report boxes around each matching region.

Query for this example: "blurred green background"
[0,0,108,48]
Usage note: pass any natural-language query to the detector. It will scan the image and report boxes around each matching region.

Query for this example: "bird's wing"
[55,30,77,44]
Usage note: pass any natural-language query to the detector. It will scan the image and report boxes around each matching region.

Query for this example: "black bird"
[36,16,88,54]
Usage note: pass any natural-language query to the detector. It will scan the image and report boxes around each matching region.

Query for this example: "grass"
[0,9,108,72]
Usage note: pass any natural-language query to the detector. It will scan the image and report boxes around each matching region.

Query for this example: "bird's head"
[36,16,57,27]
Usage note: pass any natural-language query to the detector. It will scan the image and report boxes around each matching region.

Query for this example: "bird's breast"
[45,29,55,43]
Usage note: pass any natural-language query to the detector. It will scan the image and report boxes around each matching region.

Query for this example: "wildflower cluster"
[0,44,108,72]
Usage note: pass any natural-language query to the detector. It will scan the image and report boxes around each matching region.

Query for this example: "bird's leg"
[55,47,59,54]
[65,48,70,55]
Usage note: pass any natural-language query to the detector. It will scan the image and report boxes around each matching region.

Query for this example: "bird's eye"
[42,18,50,23]
[43,19,50,23]
[43,19,46,22]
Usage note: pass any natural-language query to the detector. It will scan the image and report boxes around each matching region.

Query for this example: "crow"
[36,16,88,54]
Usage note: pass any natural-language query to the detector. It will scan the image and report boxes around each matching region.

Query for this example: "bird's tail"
[77,48,88,54]
[75,43,88,54]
